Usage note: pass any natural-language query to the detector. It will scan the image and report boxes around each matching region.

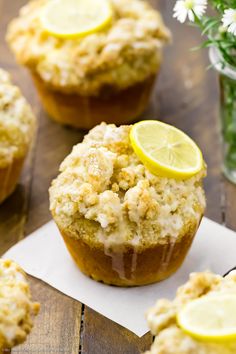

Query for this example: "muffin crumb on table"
[49,123,206,286]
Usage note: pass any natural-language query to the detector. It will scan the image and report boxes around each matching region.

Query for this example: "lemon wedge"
[177,294,236,341]
[40,0,112,39]
[130,120,203,179]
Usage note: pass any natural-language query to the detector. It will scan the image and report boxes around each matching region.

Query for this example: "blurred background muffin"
[146,271,236,354]
[6,0,170,129]
[0,259,39,353]
[0,69,36,204]
[49,122,206,287]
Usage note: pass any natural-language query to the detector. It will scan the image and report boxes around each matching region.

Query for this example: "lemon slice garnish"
[130,120,203,179]
[177,294,236,341]
[40,0,112,39]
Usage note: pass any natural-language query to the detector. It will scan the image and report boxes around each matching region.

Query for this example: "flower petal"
[222,8,236,36]
[173,0,207,23]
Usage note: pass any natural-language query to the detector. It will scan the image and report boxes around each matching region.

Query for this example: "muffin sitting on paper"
[49,121,206,286]
[0,259,39,352]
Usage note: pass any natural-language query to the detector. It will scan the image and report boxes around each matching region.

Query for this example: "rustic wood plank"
[13,278,82,354]
[82,308,152,354]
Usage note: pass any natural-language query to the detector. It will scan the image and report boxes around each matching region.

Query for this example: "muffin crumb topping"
[0,259,39,350]
[0,69,36,167]
[49,123,206,248]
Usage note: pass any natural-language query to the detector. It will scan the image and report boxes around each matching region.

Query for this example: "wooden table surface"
[0,0,235,353]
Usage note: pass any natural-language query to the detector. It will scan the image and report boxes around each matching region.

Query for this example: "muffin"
[146,271,236,354]
[0,69,36,204]
[6,0,170,129]
[0,259,40,353]
[49,122,206,286]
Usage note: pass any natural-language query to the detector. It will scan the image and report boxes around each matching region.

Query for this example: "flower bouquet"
[173,0,236,183]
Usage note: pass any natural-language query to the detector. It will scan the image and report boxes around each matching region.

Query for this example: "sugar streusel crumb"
[7,0,170,95]
[0,69,36,167]
[146,271,236,354]
[0,259,39,351]
[49,123,206,248]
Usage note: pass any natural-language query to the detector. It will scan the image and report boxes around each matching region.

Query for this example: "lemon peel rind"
[177,294,236,342]
[40,0,113,39]
[130,120,203,180]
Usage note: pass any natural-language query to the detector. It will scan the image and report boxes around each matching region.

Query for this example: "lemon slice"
[177,294,236,341]
[40,0,112,39]
[130,120,203,179]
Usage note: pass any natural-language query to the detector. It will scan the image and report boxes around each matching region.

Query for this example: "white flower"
[173,0,207,23]
[222,9,236,36]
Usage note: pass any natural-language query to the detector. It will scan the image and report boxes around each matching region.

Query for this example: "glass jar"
[209,47,236,184]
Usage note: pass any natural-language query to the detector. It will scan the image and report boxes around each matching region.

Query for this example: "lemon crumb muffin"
[0,259,40,353]
[146,271,236,354]
[0,69,36,204]
[7,0,170,129]
[49,123,206,286]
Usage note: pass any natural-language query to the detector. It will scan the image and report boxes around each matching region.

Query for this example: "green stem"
[191,10,236,68]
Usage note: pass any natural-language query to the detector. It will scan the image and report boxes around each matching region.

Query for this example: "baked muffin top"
[0,259,39,351]
[6,0,170,95]
[0,69,36,168]
[146,271,236,354]
[49,123,206,250]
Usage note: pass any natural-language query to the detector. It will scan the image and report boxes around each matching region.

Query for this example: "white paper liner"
[3,217,236,337]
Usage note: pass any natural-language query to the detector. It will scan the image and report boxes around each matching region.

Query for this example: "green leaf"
[202,19,220,35]
[177,0,236,70]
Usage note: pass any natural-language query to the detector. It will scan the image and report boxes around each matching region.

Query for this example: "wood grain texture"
[82,308,152,354]
[0,0,229,353]
[0,1,82,353]
[13,278,82,354]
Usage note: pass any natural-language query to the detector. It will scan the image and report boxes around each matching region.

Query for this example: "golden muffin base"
[0,157,25,204]
[31,73,157,129]
[59,221,200,287]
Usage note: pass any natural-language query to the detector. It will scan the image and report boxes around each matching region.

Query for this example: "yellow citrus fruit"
[177,294,236,341]
[130,120,203,179]
[40,0,112,39]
